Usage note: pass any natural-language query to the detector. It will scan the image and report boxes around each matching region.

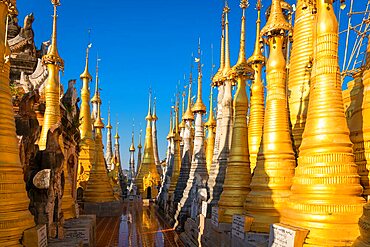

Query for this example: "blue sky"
[18,0,363,170]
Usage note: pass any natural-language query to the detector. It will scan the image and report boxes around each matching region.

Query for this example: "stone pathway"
[96,200,184,247]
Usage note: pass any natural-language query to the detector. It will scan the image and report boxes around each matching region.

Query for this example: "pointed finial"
[167,108,174,139]
[192,38,206,113]
[205,85,216,128]
[221,1,231,79]
[115,121,120,139]
[175,96,180,135]
[106,103,112,129]
[229,0,254,80]
[91,55,102,104]
[247,0,265,65]
[236,0,249,64]
[146,88,153,121]
[80,42,92,80]
[152,96,158,121]
[212,8,225,85]
[261,0,291,37]
[138,128,143,148]
[42,0,64,70]
[94,100,104,129]
[183,56,195,120]
[179,89,186,129]
[130,124,135,151]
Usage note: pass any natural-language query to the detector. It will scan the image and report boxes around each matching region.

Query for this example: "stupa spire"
[183,60,195,121]
[192,38,206,113]
[91,56,101,124]
[105,105,113,170]
[38,0,64,150]
[221,1,231,80]
[205,86,216,173]
[146,88,153,121]
[179,90,186,130]
[91,56,101,104]
[247,0,265,172]
[212,8,225,86]
[129,127,136,183]
[137,129,143,174]
[218,0,252,223]
[78,42,95,189]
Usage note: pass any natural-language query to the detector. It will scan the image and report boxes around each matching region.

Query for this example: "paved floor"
[96,200,184,247]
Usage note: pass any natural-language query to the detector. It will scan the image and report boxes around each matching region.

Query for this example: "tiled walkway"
[96,200,184,247]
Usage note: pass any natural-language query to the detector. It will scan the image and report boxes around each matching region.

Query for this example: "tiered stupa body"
[174,81,194,204]
[281,0,365,245]
[78,45,95,189]
[208,4,234,207]
[0,1,35,245]
[218,0,254,223]
[175,44,208,225]
[168,101,182,202]
[287,0,316,153]
[105,108,113,171]
[208,11,225,195]
[38,0,76,219]
[157,110,174,208]
[347,38,370,197]
[83,97,116,203]
[135,94,161,198]
[244,0,296,232]
[353,203,370,247]
[247,0,265,173]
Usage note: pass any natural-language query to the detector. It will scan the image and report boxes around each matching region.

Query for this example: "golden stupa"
[83,96,116,203]
[281,0,365,245]
[0,1,35,245]
[347,38,370,197]
[37,0,76,219]
[77,44,95,190]
[218,0,253,224]
[247,0,265,173]
[136,92,161,199]
[244,0,295,232]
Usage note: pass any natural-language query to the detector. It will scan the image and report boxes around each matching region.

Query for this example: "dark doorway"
[77,187,84,202]
[146,186,152,199]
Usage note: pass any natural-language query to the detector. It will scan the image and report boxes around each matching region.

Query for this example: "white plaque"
[231,215,245,240]
[65,227,90,244]
[269,224,296,247]
[211,207,219,227]
[37,225,47,247]
[201,201,207,216]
